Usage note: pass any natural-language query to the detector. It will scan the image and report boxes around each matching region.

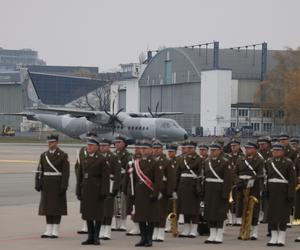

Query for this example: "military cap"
[184,140,197,147]
[271,143,285,151]
[99,138,111,146]
[113,135,128,146]
[244,141,258,149]
[278,133,289,140]
[134,139,141,147]
[86,131,97,137]
[87,137,99,146]
[257,136,271,144]
[138,139,153,148]
[166,143,178,152]
[213,138,224,147]
[290,138,299,145]
[209,143,222,150]
[152,139,163,148]
[198,144,209,150]
[47,134,59,143]
[181,141,188,147]
[230,138,241,146]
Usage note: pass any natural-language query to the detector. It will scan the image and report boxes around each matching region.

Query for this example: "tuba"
[239,179,258,240]
[167,199,178,237]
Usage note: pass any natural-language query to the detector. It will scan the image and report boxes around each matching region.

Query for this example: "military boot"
[81,221,95,245]
[135,223,146,247]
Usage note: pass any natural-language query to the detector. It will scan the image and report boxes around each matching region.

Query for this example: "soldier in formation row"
[35,133,300,247]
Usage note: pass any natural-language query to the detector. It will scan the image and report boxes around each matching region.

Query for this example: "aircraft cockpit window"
[162,122,171,129]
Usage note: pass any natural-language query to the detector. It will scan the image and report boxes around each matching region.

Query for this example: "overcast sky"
[1,0,299,71]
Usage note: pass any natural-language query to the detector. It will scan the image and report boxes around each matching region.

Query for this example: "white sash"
[271,161,287,182]
[208,160,223,181]
[183,159,197,178]
[45,154,60,173]
[244,160,257,176]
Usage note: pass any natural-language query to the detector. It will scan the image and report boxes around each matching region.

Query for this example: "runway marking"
[0,160,37,164]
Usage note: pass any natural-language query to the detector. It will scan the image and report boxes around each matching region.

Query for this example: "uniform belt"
[163,176,167,181]
[110,174,115,179]
[181,173,197,178]
[43,172,62,176]
[121,169,126,174]
[205,178,224,183]
[268,178,288,184]
[239,175,252,180]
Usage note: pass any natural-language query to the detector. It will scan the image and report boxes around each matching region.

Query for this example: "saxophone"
[167,199,178,237]
[239,180,258,240]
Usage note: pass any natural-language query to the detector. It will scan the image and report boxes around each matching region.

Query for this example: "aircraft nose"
[184,133,188,140]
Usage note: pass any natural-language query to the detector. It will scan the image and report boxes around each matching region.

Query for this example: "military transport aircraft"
[0,72,188,143]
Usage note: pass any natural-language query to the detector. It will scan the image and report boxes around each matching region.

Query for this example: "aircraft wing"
[31,107,101,118]
[129,112,183,118]
[0,112,37,120]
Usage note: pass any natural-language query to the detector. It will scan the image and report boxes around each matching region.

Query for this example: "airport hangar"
[112,42,285,136]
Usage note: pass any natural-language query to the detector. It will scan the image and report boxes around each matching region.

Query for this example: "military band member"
[113,136,131,231]
[204,143,232,244]
[278,134,297,162]
[75,132,97,235]
[152,140,176,242]
[125,140,163,247]
[258,136,272,160]
[35,134,70,239]
[227,139,244,226]
[98,138,121,240]
[165,143,179,232]
[235,142,264,240]
[76,137,110,245]
[266,143,296,247]
[177,140,202,238]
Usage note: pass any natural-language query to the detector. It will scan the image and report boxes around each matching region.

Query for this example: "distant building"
[0,47,45,72]
[113,42,287,136]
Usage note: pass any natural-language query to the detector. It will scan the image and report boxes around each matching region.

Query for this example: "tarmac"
[0,143,300,249]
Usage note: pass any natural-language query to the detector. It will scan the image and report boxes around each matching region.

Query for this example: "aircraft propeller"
[104,100,124,134]
[148,102,162,118]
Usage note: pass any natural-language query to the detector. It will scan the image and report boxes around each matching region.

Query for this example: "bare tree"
[71,83,112,111]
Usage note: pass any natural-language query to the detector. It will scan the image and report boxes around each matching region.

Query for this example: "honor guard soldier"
[197,144,210,236]
[235,142,264,240]
[227,139,244,226]
[204,143,232,244]
[290,138,300,154]
[125,139,163,247]
[278,134,297,162]
[76,137,110,245]
[113,136,131,231]
[177,140,202,238]
[98,138,122,240]
[152,140,177,242]
[75,132,97,235]
[125,140,142,236]
[266,143,296,247]
[165,143,179,233]
[35,134,70,239]
[257,136,272,234]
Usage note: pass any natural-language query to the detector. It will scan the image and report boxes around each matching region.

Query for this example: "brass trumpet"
[167,199,178,237]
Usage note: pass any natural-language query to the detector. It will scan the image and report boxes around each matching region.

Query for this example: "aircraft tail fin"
[21,69,47,110]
